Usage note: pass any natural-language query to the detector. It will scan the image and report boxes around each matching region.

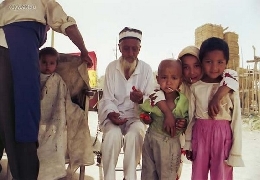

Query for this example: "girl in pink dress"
[185,37,244,180]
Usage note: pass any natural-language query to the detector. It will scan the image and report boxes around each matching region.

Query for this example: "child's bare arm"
[208,69,239,118]
[208,86,231,118]
[149,90,176,137]
[157,101,176,137]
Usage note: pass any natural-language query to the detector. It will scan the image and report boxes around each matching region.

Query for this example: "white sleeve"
[226,92,245,167]
[97,65,119,124]
[150,90,166,105]
[183,88,196,151]
[45,1,76,35]
[220,69,239,92]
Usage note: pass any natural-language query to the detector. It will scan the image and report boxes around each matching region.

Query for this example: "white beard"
[120,57,137,77]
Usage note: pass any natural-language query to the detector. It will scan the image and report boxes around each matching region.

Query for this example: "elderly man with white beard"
[98,27,154,180]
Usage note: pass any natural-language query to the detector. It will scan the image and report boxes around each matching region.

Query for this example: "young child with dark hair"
[39,47,59,89]
[185,37,244,180]
[140,59,189,180]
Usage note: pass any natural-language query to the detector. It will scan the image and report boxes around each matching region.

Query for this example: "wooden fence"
[238,55,260,115]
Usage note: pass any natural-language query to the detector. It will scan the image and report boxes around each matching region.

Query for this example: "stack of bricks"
[224,32,240,70]
[195,23,240,71]
[195,23,224,48]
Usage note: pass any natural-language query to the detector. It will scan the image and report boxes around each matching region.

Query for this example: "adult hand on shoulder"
[81,50,93,68]
[107,112,127,125]
[208,96,220,119]
[163,114,176,137]
[65,25,93,68]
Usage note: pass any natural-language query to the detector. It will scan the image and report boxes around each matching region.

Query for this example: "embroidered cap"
[178,46,199,60]
[119,27,142,42]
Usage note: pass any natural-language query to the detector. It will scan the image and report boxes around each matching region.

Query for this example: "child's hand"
[163,113,176,137]
[208,96,220,119]
[186,150,193,161]
[140,112,152,124]
[176,118,187,130]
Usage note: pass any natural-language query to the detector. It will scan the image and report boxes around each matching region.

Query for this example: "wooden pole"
[258,63,260,115]
[246,65,249,113]
[116,38,118,59]
[253,46,259,114]
[241,48,244,111]
[246,46,260,114]
[241,61,244,111]
[51,30,55,47]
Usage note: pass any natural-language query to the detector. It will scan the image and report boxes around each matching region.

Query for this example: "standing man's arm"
[45,1,93,67]
[65,25,93,68]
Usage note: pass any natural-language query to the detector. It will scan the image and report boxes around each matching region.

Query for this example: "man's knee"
[125,128,145,144]
[105,129,122,140]
[102,124,123,144]
[127,122,146,138]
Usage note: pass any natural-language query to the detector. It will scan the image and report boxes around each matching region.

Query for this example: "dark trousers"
[0,46,39,180]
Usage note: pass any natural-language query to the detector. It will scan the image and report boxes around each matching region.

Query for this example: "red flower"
[140,112,151,121]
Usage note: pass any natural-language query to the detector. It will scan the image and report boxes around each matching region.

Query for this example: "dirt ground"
[1,112,260,180]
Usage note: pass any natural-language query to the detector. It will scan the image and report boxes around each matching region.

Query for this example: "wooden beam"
[247,59,260,63]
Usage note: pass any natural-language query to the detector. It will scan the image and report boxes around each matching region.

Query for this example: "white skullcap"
[119,27,142,42]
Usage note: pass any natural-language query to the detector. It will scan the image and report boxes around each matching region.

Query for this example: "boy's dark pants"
[0,46,39,180]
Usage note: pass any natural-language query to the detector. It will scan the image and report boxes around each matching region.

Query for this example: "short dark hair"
[199,37,229,63]
[39,47,59,60]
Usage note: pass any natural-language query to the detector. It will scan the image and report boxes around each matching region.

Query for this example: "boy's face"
[202,50,227,81]
[156,63,182,94]
[181,55,202,84]
[40,55,57,74]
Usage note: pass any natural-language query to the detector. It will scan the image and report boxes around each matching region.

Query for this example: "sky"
[43,0,260,76]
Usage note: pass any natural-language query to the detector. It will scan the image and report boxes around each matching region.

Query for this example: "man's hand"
[163,113,176,137]
[107,112,127,125]
[208,96,220,119]
[186,150,193,161]
[176,118,187,130]
[81,51,93,68]
[65,24,93,68]
[130,86,143,103]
